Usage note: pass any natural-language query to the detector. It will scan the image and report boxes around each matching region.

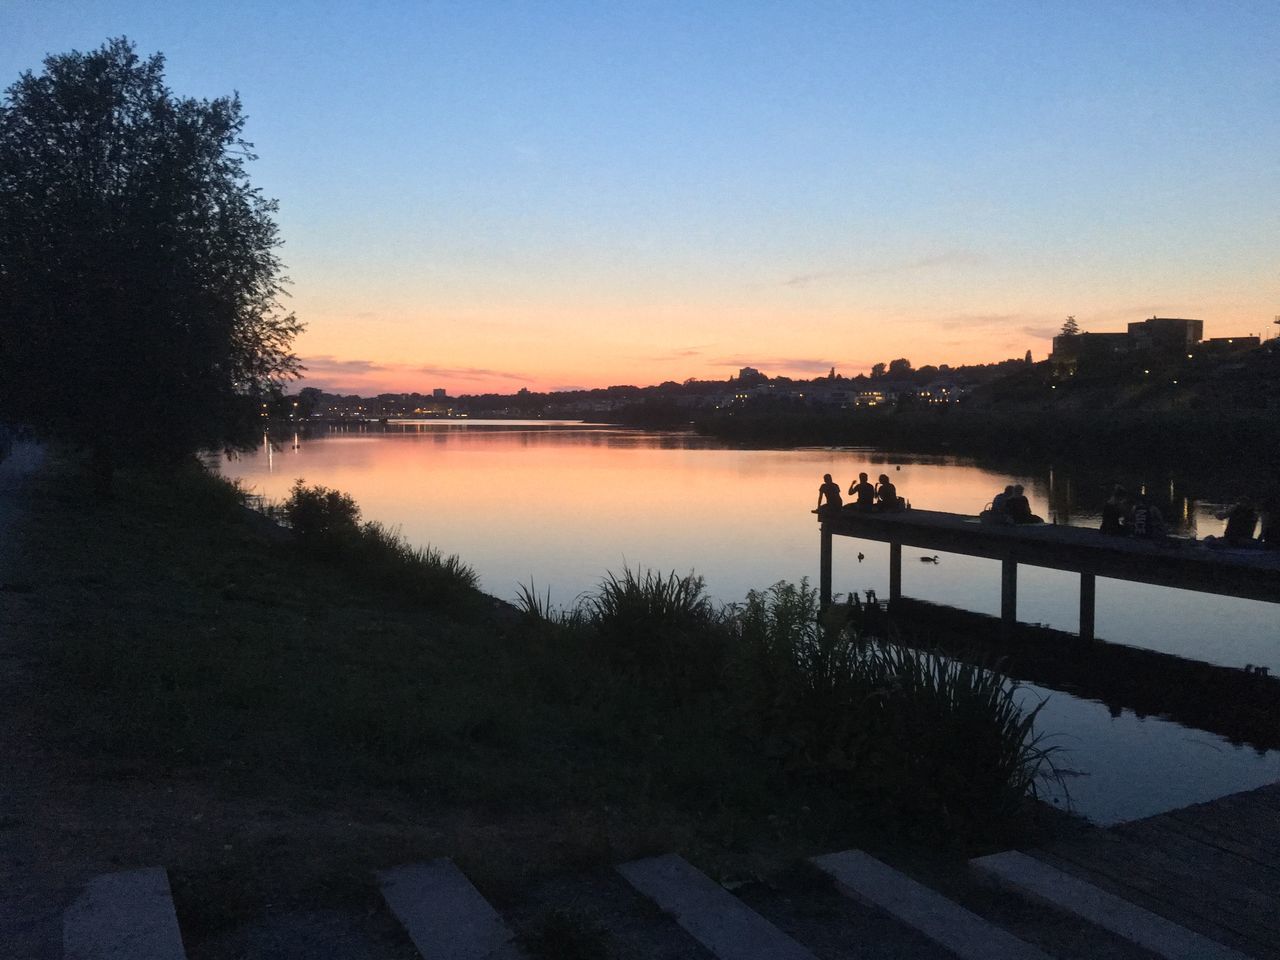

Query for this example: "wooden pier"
[818,509,1280,640]
[1030,781,1280,959]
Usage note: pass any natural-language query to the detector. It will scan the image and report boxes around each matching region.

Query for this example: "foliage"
[34,461,1056,849]
[585,567,728,699]
[733,581,1061,844]
[279,479,478,607]
[280,479,361,545]
[0,38,301,471]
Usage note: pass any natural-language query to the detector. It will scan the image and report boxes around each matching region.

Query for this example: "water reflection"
[221,422,1279,823]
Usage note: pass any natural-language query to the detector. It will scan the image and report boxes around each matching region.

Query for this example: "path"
[0,440,44,577]
[0,440,59,957]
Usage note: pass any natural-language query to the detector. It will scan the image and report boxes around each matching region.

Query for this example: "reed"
[732,580,1062,842]
[584,566,728,699]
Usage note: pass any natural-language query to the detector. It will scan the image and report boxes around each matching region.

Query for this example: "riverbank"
[1,454,1073,956]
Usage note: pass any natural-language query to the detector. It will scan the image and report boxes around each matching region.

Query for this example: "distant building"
[1050,332,1130,373]
[1126,317,1203,353]
[1200,336,1260,354]
[1052,316,1205,374]
[432,388,447,399]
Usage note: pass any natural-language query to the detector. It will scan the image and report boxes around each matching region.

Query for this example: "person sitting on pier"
[992,484,1014,514]
[1216,499,1259,545]
[874,473,902,511]
[1005,484,1044,524]
[981,485,1016,524]
[1100,485,1128,535]
[817,473,843,517]
[848,472,876,511]
[1129,492,1166,540]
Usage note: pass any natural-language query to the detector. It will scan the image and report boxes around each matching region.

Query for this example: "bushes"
[735,581,1060,843]
[279,480,478,607]
[280,480,360,546]
[519,571,1060,844]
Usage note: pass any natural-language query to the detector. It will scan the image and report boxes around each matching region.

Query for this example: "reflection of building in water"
[1051,315,1260,374]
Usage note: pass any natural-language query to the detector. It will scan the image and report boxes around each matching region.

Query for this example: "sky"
[4,2,1278,395]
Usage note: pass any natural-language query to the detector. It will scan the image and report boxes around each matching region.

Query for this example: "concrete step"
[63,867,187,960]
[379,859,526,960]
[971,850,1252,960]
[810,849,1053,960]
[617,853,818,960]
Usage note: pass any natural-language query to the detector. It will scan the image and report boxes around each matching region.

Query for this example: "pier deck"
[818,509,1280,640]
[1029,782,1280,960]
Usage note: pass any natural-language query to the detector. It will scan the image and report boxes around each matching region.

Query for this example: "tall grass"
[280,480,478,607]
[733,580,1062,843]
[517,568,1060,841]
[586,567,727,700]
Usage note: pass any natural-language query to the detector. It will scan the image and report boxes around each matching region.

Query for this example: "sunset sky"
[5,2,1278,395]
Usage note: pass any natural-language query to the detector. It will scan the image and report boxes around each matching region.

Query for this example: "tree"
[888,357,913,377]
[1061,315,1080,336]
[871,362,887,379]
[0,38,301,486]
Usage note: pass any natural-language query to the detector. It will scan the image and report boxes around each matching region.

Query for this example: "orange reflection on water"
[228,425,1018,606]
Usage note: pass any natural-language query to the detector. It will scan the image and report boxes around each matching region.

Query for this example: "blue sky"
[4,1,1278,392]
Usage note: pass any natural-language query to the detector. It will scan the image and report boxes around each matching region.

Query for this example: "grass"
[276,478,480,609]
[11,455,1064,942]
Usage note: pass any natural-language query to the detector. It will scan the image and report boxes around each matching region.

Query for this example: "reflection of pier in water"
[885,598,1280,751]
[818,508,1280,750]
[818,508,1280,642]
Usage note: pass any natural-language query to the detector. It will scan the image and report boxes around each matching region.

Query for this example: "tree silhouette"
[1061,315,1080,336]
[0,38,301,488]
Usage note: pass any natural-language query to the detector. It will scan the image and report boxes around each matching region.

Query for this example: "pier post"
[889,541,902,603]
[1079,572,1096,642]
[1000,559,1017,627]
[819,525,832,611]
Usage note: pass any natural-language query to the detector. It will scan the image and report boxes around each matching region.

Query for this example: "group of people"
[817,471,905,516]
[1098,486,1168,539]
[1100,486,1277,548]
[983,484,1043,525]
[1206,497,1276,549]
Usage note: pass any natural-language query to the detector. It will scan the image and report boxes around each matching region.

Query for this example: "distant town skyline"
[6,2,1278,396]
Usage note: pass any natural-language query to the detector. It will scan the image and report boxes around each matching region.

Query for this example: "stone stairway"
[62,843,1260,960]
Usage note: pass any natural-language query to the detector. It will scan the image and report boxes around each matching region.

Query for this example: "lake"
[220,420,1280,824]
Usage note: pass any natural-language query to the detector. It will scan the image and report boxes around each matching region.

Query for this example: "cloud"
[711,355,877,374]
[640,345,712,362]
[415,364,533,383]
[1021,325,1061,339]
[299,354,391,374]
[298,354,532,391]
[780,250,986,288]
[930,313,1023,330]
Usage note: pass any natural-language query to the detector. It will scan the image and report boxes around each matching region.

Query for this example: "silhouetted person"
[875,473,900,511]
[1100,485,1128,535]
[1217,499,1258,544]
[1006,484,1042,524]
[982,485,1016,524]
[817,473,842,516]
[991,485,1014,516]
[848,472,875,510]
[1129,493,1165,539]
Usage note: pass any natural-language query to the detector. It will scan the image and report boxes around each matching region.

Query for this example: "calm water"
[221,421,1280,824]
